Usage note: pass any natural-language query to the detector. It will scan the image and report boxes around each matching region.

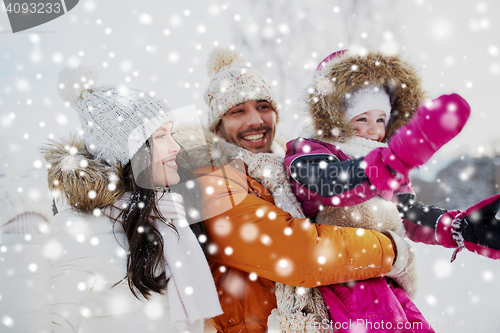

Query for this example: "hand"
[436,193,500,261]
[365,94,470,191]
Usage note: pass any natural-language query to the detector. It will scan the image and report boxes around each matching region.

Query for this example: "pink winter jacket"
[284,137,438,332]
[284,137,446,246]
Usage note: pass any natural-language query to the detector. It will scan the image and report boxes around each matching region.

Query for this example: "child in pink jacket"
[284,50,500,332]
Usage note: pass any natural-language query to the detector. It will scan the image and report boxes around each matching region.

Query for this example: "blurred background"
[1,0,499,331]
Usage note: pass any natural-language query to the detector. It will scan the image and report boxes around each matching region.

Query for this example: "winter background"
[1,0,500,331]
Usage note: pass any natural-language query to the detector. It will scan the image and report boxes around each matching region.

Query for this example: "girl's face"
[349,109,386,142]
[151,122,181,186]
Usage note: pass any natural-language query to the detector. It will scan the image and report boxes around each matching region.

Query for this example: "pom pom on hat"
[57,65,99,106]
[204,46,279,132]
[206,47,245,77]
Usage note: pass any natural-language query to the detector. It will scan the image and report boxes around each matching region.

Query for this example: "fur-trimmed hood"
[42,135,127,214]
[308,49,425,142]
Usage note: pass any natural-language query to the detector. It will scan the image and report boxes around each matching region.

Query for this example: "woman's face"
[151,122,181,186]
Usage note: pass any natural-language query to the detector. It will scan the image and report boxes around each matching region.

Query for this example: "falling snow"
[0,1,499,332]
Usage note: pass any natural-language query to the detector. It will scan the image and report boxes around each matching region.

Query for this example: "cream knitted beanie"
[203,47,279,132]
[57,66,174,166]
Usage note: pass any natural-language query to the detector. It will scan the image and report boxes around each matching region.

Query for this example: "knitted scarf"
[106,192,222,333]
[236,146,332,333]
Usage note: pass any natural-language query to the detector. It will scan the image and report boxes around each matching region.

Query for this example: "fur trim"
[174,124,241,170]
[383,231,418,299]
[41,135,126,214]
[272,139,286,158]
[384,231,410,274]
[307,50,425,142]
[392,249,418,299]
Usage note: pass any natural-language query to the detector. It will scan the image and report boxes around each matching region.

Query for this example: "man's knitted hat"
[57,65,174,166]
[203,47,279,132]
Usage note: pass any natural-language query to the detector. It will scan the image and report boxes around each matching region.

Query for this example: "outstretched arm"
[195,163,396,288]
[397,192,500,261]
[284,138,384,218]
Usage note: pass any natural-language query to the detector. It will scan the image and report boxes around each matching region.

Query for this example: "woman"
[0,65,221,333]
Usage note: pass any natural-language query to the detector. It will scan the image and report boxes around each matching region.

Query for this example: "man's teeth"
[243,134,264,142]
[164,160,176,165]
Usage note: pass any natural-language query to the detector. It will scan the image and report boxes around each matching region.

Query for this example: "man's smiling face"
[216,99,277,154]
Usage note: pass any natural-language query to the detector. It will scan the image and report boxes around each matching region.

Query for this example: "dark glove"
[436,193,500,261]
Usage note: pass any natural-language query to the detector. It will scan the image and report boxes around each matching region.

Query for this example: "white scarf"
[105,192,222,333]
[322,136,387,158]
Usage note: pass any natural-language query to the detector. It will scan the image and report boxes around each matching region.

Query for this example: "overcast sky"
[1,0,499,158]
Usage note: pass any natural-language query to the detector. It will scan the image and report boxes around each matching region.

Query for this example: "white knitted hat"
[345,86,391,125]
[204,47,279,132]
[58,66,174,166]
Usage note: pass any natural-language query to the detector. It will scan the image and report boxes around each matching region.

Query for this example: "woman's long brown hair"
[117,140,206,299]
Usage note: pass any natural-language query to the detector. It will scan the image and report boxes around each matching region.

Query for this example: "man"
[194,47,403,332]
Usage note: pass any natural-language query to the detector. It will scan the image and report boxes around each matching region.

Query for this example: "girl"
[0,65,221,333]
[284,49,500,332]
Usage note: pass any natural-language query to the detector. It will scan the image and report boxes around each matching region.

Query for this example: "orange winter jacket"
[195,161,396,333]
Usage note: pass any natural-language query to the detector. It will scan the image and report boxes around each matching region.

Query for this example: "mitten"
[364,94,470,191]
[436,193,500,261]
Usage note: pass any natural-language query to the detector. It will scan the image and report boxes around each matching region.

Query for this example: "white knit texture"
[345,85,391,125]
[104,192,222,332]
[155,192,222,332]
[237,149,331,333]
[204,47,280,131]
[73,85,174,166]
